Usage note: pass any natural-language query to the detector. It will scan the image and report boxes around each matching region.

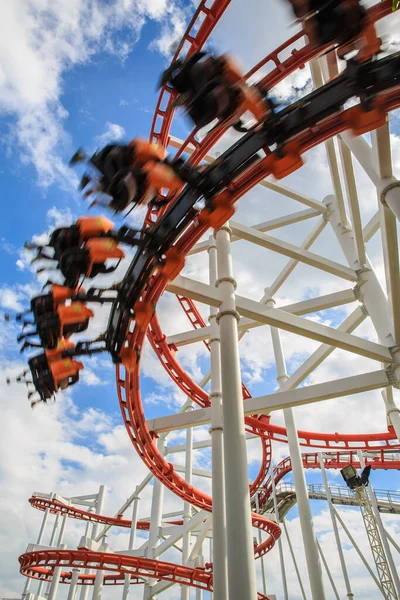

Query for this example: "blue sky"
[1,1,400,599]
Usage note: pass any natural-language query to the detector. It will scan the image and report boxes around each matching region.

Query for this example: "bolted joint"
[322,207,333,223]
[209,337,220,344]
[353,283,363,302]
[209,391,222,400]
[216,309,240,324]
[214,224,232,236]
[380,181,400,207]
[209,426,223,434]
[385,364,400,388]
[360,303,369,316]
[215,276,237,290]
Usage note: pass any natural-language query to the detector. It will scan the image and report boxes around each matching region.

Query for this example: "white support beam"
[168,275,391,362]
[280,307,366,392]
[166,288,357,347]
[267,217,327,297]
[172,464,212,478]
[147,369,391,433]
[371,126,400,345]
[166,433,258,454]
[188,210,320,256]
[228,221,357,281]
[338,138,366,265]
[363,211,380,243]
[153,510,208,558]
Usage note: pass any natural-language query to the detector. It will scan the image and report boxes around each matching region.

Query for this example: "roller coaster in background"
[7,0,400,598]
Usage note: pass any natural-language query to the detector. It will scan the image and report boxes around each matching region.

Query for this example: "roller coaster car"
[28,216,115,263]
[75,141,181,214]
[288,0,381,61]
[29,352,83,405]
[13,284,76,325]
[160,51,269,130]
[21,302,94,350]
[59,238,125,288]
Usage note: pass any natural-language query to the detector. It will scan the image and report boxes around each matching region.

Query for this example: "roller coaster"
[8,0,400,599]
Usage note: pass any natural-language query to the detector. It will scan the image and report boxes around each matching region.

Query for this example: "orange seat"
[85,238,125,263]
[77,216,115,239]
[57,303,94,326]
[45,339,75,362]
[50,358,84,390]
[129,139,166,165]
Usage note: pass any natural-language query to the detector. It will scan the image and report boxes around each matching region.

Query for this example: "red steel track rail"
[19,2,399,597]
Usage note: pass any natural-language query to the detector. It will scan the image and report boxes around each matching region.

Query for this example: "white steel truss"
[18,10,400,600]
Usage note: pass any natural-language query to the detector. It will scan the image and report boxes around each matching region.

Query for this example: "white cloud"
[0,0,179,190]
[95,122,126,147]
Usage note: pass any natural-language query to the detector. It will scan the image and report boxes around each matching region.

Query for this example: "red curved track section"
[29,496,183,530]
[19,2,400,597]
[258,449,400,509]
[117,80,400,561]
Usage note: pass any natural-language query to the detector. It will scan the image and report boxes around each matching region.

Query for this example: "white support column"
[22,510,50,599]
[80,487,106,600]
[317,539,340,600]
[271,470,288,600]
[45,512,63,597]
[49,512,60,546]
[208,233,228,600]
[357,451,400,596]
[92,539,107,600]
[67,569,81,600]
[325,193,395,347]
[268,300,326,600]
[215,224,258,600]
[79,511,96,600]
[181,405,194,600]
[92,485,106,540]
[282,519,307,600]
[318,454,354,599]
[123,496,141,600]
[37,507,50,545]
[47,543,67,600]
[144,437,166,599]
[383,389,400,443]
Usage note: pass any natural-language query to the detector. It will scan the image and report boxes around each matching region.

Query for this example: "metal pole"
[318,453,354,598]
[271,471,288,600]
[92,539,107,600]
[317,539,340,600]
[282,519,307,600]
[181,405,194,600]
[255,492,267,596]
[37,507,50,545]
[333,507,385,594]
[268,303,326,600]
[215,224,258,600]
[386,528,400,555]
[382,390,400,444]
[67,568,81,600]
[208,233,228,600]
[92,485,106,540]
[45,512,61,596]
[79,510,96,600]
[382,184,400,223]
[49,512,60,546]
[47,543,67,600]
[357,451,400,595]
[123,496,141,600]
[144,437,166,599]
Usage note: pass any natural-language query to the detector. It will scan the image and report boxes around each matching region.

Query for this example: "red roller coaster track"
[20,1,400,596]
